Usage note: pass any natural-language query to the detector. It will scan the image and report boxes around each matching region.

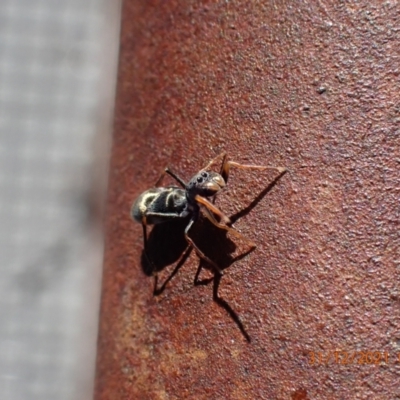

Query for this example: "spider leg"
[165,168,187,187]
[144,211,188,222]
[153,245,193,296]
[154,170,167,187]
[220,156,286,183]
[140,217,157,275]
[184,216,224,275]
[142,211,190,280]
[155,168,186,188]
[194,195,231,225]
[201,205,256,249]
[200,152,227,172]
[141,220,148,248]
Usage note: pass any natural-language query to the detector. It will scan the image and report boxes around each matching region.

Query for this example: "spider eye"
[197,176,203,183]
[201,171,208,178]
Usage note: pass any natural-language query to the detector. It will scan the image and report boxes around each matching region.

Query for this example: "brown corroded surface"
[95,1,400,399]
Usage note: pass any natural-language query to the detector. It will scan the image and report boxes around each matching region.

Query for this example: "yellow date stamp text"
[308,351,398,365]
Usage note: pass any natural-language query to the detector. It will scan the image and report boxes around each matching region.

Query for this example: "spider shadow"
[142,214,243,296]
[193,253,254,343]
[142,170,287,342]
[229,169,287,224]
[141,216,192,294]
[179,216,256,343]
[193,169,287,343]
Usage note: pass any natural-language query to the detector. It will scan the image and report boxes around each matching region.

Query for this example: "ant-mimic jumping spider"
[131,152,285,275]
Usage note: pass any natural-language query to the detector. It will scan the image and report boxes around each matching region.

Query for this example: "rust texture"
[95,1,399,399]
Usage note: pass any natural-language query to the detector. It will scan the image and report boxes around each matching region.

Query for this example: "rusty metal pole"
[95,1,400,399]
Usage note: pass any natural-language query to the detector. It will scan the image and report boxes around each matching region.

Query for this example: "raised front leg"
[220,155,286,183]
[200,152,227,172]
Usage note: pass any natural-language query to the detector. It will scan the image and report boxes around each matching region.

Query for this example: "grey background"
[0,0,120,399]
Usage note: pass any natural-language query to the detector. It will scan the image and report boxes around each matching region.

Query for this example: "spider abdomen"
[131,187,187,224]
